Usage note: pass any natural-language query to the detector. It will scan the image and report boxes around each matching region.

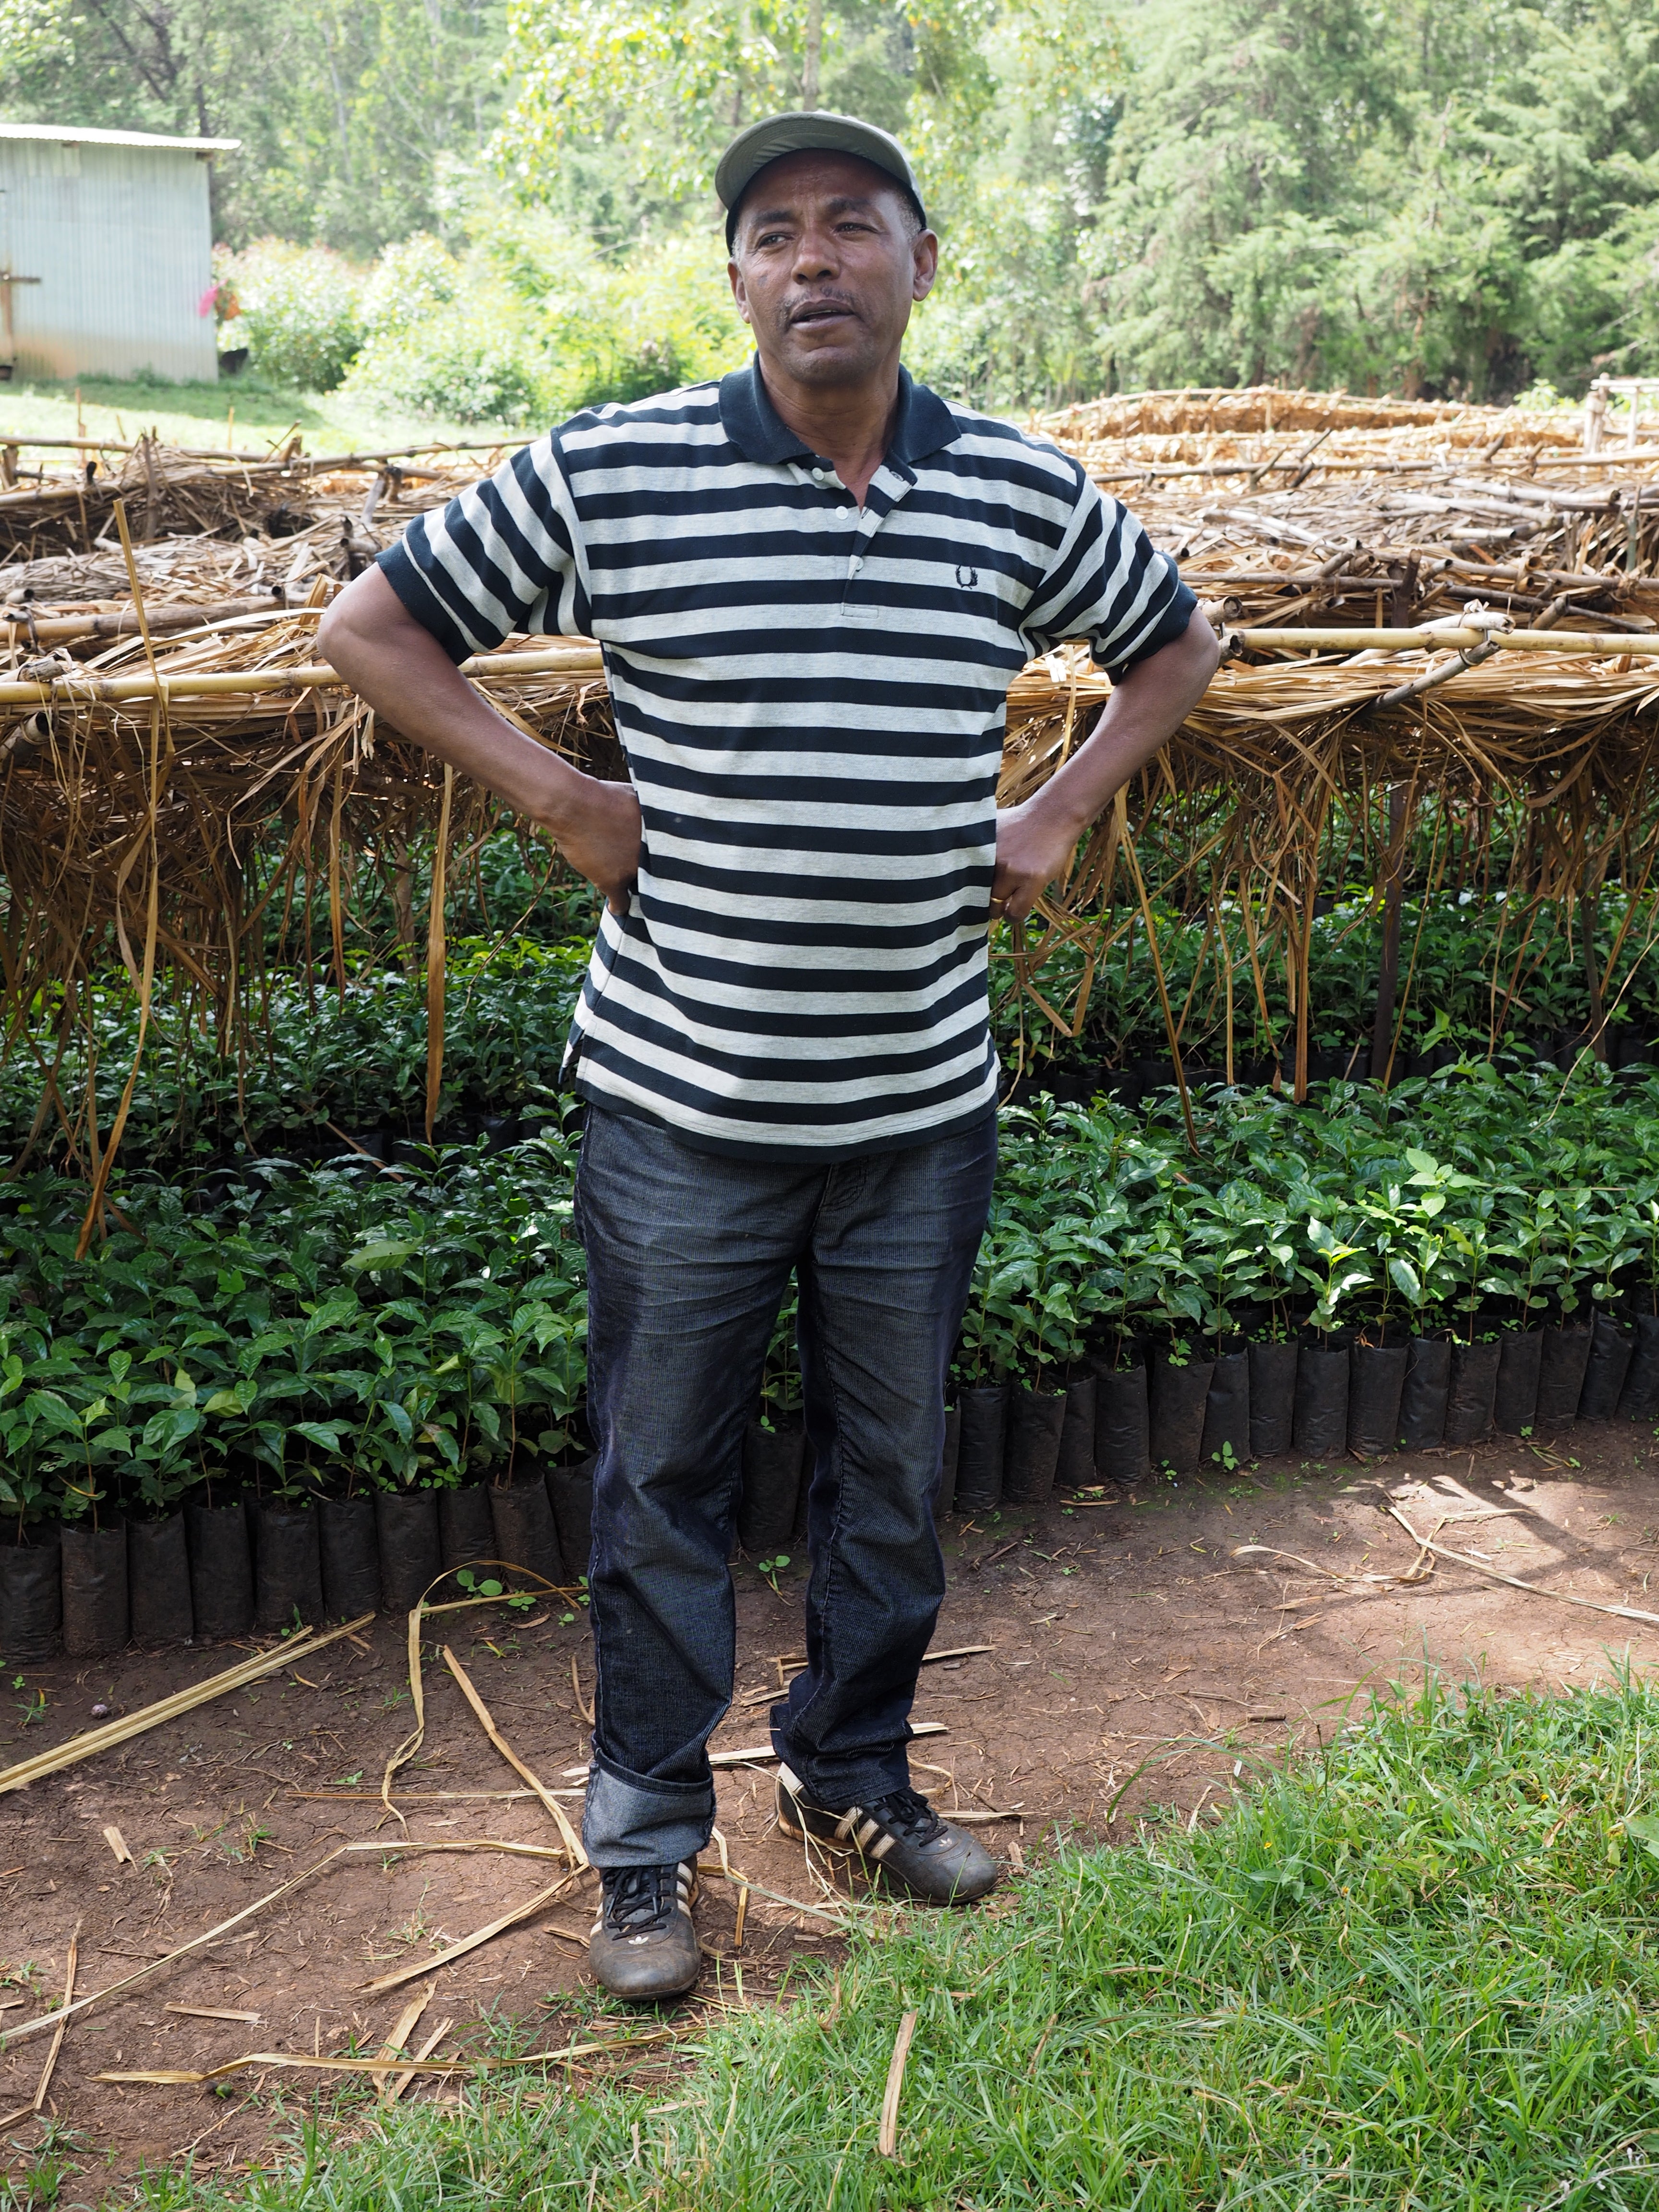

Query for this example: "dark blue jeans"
[573,1102,997,1868]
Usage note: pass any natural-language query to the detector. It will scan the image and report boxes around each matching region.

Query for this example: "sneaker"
[588,1861,700,2001]
[775,1767,997,1904]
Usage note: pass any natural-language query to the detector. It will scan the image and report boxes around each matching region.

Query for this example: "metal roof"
[0,121,240,153]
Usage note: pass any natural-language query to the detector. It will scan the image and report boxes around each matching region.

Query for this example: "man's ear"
[729,257,755,329]
[911,228,940,305]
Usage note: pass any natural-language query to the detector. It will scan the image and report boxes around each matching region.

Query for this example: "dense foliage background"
[0,0,1652,413]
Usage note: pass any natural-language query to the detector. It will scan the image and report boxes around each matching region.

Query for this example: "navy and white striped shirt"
[380,361,1194,1159]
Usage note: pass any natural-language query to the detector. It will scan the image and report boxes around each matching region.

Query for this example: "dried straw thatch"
[1001,636,1659,1094]
[1,391,1658,1181]
[1038,383,1575,448]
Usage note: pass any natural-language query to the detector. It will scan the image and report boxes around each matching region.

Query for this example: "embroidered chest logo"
[956,564,979,590]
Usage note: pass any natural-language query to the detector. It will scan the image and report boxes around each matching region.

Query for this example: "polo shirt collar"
[719,356,959,471]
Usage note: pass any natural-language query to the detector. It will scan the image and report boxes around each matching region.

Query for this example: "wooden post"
[1370,783,1408,1083]
[1388,553,1419,628]
[1293,894,1313,1103]
[1584,864,1607,1061]
[1585,377,1608,455]
[141,432,161,541]
[1293,786,1331,1103]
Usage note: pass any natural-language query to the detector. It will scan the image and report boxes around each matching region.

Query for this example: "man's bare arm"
[992,608,1221,923]
[316,567,642,914]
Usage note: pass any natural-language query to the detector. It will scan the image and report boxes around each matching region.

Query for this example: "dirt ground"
[5,1424,1659,2195]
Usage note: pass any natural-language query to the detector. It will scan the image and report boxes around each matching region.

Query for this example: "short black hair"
[726,172,927,252]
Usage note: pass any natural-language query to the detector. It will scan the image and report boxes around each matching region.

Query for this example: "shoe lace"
[868,1787,944,1845]
[603,1864,677,1935]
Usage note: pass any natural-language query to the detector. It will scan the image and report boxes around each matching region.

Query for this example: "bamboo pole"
[0,643,603,708]
[0,625,1645,717]
[1233,626,1659,653]
[1,599,274,646]
[0,627,1648,719]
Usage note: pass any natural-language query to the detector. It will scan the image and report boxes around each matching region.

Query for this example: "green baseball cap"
[717,111,928,248]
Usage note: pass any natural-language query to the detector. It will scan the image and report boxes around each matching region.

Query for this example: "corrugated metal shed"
[0,122,240,384]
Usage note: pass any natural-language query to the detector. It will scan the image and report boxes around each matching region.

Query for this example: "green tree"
[0,0,505,255]
[1087,0,1659,399]
[493,0,1126,405]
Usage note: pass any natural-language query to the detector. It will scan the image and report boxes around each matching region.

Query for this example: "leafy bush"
[347,313,550,425]
[0,1125,590,1527]
[348,231,546,424]
[360,232,464,335]
[523,230,751,413]
[1003,883,1659,1071]
[220,239,366,392]
[0,934,589,1171]
[343,204,750,425]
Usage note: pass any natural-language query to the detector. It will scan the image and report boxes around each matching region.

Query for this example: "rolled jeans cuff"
[769,1704,914,1811]
[583,1749,716,1870]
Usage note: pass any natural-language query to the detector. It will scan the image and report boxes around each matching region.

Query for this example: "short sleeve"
[375,434,591,664]
[1021,465,1197,678]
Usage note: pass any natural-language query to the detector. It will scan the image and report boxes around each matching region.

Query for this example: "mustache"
[775,289,862,331]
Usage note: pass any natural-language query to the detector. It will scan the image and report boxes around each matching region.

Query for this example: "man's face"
[728,149,938,389]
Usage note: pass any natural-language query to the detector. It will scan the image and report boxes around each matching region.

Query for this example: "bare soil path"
[5,1425,1659,2192]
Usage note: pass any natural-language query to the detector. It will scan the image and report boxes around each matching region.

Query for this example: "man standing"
[319,110,1218,2001]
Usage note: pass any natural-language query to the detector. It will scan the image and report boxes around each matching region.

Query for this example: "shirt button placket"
[846,502,882,596]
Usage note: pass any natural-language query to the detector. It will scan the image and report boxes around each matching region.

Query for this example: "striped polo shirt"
[379,360,1194,1160]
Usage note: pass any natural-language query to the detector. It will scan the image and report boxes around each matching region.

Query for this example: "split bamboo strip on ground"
[361,1873,583,1996]
[442,1644,587,1867]
[389,2017,455,2103]
[0,1923,79,2127]
[1384,1508,1659,1627]
[95,2029,675,2088]
[878,2010,919,2158]
[696,1860,871,1931]
[377,1581,580,1830]
[0,1612,375,1797]
[368,1984,434,2096]
[0,1838,568,2050]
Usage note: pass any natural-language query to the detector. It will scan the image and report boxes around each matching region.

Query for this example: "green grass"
[23,1677,1659,2211]
[0,372,531,461]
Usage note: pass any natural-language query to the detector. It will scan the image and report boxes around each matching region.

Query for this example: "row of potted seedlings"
[934,1307,1659,1514]
[0,1412,823,1666]
[8,1308,1659,1664]
[12,1065,1659,1660]
[0,1457,600,1666]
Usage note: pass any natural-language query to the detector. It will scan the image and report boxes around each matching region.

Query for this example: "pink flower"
[197,282,219,317]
